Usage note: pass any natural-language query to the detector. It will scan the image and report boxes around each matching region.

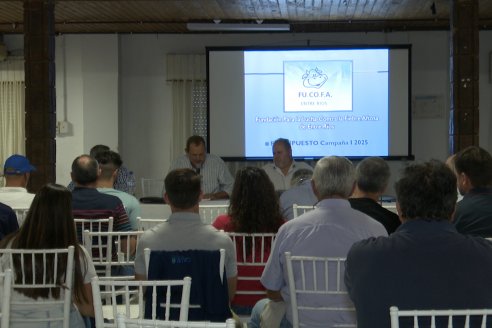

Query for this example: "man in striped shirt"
[168,135,233,200]
[70,154,133,239]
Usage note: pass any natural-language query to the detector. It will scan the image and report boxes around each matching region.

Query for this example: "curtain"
[166,54,206,160]
[0,59,25,183]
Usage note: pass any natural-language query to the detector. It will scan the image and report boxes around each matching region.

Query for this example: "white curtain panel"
[166,54,206,160]
[0,59,25,176]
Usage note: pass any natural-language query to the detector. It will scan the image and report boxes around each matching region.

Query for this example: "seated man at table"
[262,138,313,193]
[167,135,233,200]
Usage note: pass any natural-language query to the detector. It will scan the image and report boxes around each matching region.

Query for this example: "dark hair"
[395,160,457,220]
[165,169,201,209]
[273,138,292,153]
[185,136,206,152]
[355,157,390,193]
[71,155,99,185]
[454,146,492,188]
[0,183,88,302]
[229,167,283,233]
[95,150,122,180]
[89,144,110,158]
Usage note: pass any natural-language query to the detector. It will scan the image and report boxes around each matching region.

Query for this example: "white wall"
[54,34,119,186]
[5,30,492,196]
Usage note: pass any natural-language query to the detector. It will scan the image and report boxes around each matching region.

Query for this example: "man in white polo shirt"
[262,138,313,192]
[0,154,36,209]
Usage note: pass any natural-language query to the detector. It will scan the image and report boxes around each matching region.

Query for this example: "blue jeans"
[249,298,292,328]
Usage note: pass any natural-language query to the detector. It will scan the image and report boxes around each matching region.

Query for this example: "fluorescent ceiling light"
[187,23,290,32]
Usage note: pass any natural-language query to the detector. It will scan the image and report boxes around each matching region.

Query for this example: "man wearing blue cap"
[0,154,36,209]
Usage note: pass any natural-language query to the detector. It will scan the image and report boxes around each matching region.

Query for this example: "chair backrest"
[116,313,236,328]
[144,248,230,322]
[198,205,229,224]
[285,251,355,328]
[74,217,114,245]
[141,178,165,198]
[0,269,12,328]
[226,232,276,303]
[91,276,192,328]
[389,306,492,328]
[83,230,143,278]
[12,208,29,226]
[136,217,167,231]
[0,246,75,328]
[292,204,315,218]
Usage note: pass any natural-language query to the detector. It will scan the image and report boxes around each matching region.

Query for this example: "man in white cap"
[0,154,36,209]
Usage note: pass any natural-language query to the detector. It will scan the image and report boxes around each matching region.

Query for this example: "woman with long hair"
[213,166,284,233]
[0,183,96,327]
[212,167,285,314]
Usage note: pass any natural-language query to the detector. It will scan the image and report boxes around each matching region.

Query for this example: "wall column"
[24,0,56,191]
[449,0,480,153]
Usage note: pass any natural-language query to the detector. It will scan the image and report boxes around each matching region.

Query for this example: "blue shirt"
[279,180,318,220]
[261,198,387,326]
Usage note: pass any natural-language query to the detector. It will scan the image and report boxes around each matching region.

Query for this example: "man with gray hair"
[250,156,387,328]
[349,157,400,234]
[262,138,313,192]
[279,169,317,220]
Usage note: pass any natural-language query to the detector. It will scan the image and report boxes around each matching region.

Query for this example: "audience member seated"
[262,138,313,193]
[349,157,400,234]
[345,160,492,328]
[453,146,492,237]
[70,155,134,272]
[0,183,96,327]
[167,135,234,200]
[68,144,136,195]
[0,201,18,241]
[212,166,285,314]
[0,154,36,209]
[279,169,317,220]
[71,154,132,232]
[135,169,237,315]
[95,150,141,230]
[250,156,387,328]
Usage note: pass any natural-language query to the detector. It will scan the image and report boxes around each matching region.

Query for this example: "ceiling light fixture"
[186,22,290,32]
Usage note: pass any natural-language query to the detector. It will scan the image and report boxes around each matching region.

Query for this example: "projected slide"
[244,49,389,157]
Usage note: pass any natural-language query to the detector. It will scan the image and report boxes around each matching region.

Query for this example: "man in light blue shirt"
[250,156,387,328]
[280,169,317,220]
[168,135,233,200]
[95,150,140,230]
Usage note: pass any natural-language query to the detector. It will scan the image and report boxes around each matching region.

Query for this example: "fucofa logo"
[302,67,328,89]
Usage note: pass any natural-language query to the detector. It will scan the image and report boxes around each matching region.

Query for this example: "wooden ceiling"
[1,0,492,34]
